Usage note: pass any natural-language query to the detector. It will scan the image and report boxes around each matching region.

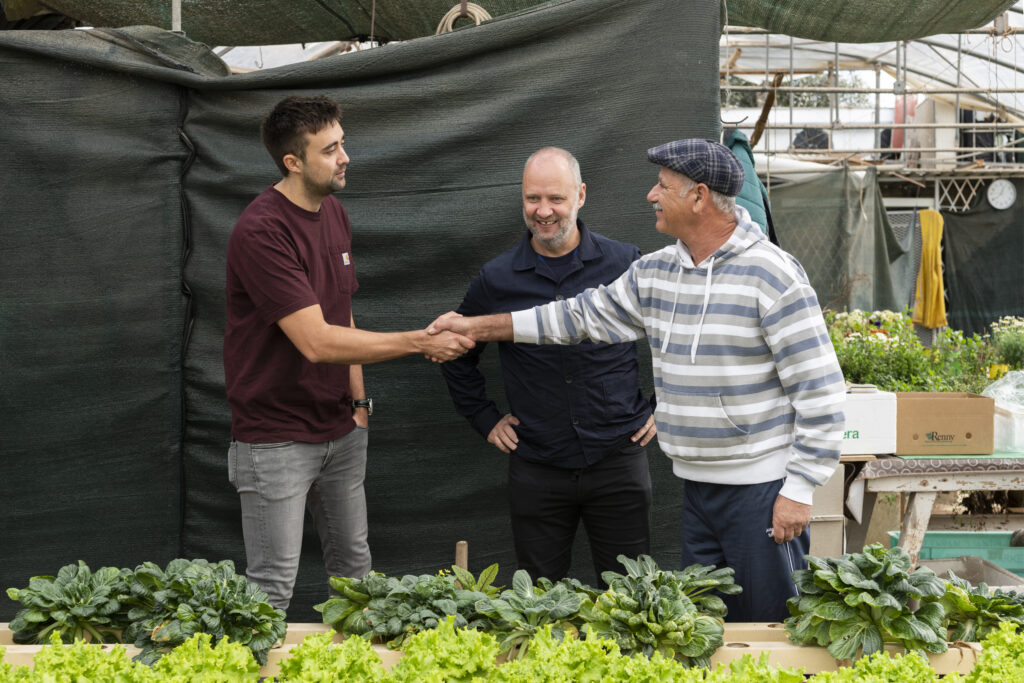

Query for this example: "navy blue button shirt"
[440,220,651,469]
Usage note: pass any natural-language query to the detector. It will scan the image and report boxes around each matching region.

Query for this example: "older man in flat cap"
[430,138,845,621]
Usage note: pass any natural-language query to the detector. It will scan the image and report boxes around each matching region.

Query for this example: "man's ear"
[577,182,587,208]
[692,183,709,211]
[283,153,303,175]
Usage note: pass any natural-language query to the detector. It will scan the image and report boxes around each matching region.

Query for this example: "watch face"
[987,179,1017,210]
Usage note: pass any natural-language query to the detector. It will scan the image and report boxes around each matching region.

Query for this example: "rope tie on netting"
[987,11,1016,53]
[436,1,492,34]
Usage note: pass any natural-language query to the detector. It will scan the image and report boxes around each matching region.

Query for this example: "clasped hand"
[423,312,471,363]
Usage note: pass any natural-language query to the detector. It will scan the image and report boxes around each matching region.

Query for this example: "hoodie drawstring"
[659,265,686,355]
[659,255,714,364]
[690,256,714,363]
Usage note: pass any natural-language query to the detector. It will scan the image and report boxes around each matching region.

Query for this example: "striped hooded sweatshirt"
[511,207,845,506]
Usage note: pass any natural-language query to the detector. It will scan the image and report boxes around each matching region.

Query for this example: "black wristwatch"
[352,398,373,416]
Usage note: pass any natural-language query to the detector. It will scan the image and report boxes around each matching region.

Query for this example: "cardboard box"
[896,392,994,455]
[810,517,844,558]
[811,467,845,518]
[841,390,897,455]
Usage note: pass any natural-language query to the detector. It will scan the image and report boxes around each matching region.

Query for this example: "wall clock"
[986,178,1017,210]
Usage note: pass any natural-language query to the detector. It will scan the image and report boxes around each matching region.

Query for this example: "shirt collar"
[511,219,602,272]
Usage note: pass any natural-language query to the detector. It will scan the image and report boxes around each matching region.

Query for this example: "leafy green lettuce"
[149,632,259,681]
[387,615,498,683]
[784,543,948,660]
[474,569,584,659]
[939,572,1024,643]
[273,631,387,682]
[705,653,805,682]
[582,555,727,667]
[491,625,705,682]
[6,560,131,644]
[5,631,150,682]
[317,570,488,649]
[958,621,1024,683]
[121,558,285,665]
[806,650,943,682]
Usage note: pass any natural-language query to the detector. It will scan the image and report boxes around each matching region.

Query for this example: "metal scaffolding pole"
[738,122,1019,130]
[955,34,963,150]
[832,42,840,153]
[722,26,1020,36]
[718,26,1024,181]
[725,85,1024,94]
[874,65,881,151]
[757,144,1023,154]
[789,36,795,150]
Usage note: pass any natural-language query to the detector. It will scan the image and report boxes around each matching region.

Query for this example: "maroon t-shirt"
[224,185,359,443]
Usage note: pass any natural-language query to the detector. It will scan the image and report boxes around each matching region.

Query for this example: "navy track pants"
[679,478,810,622]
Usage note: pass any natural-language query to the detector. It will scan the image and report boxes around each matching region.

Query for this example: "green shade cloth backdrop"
[769,167,913,314]
[2,0,1016,44]
[0,0,721,621]
[943,179,1024,336]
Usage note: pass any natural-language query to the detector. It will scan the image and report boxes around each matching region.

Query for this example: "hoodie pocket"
[655,388,749,449]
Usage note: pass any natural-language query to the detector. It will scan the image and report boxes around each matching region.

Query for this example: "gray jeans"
[228,427,371,611]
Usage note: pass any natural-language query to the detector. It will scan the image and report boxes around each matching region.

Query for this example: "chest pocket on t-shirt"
[327,246,357,293]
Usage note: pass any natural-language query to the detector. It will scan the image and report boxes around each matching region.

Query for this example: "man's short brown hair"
[261,95,342,176]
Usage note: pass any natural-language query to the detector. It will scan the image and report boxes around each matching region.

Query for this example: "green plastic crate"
[888,530,1024,576]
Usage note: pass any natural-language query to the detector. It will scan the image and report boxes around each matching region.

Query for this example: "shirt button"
[572,417,579,425]
[565,376,573,383]
[555,294,565,300]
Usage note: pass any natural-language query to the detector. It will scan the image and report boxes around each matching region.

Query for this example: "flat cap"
[647,138,744,197]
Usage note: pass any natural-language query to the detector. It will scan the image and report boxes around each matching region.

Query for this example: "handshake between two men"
[423,311,513,363]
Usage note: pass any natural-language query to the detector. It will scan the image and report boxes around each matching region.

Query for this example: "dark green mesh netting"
[2,0,1016,44]
[769,168,913,313]
[0,0,720,620]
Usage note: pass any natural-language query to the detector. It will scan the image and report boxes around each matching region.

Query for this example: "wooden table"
[851,455,1024,564]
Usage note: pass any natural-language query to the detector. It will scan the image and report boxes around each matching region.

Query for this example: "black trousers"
[679,478,810,622]
[507,443,652,588]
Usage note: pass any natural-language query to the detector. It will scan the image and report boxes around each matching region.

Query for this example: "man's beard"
[526,212,576,250]
[304,171,345,198]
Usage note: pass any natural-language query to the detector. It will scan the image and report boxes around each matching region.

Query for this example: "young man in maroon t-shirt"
[224,96,473,610]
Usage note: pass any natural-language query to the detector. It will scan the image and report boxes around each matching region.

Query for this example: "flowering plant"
[927,326,997,392]
[827,310,931,391]
[989,316,1024,370]
[826,310,996,393]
